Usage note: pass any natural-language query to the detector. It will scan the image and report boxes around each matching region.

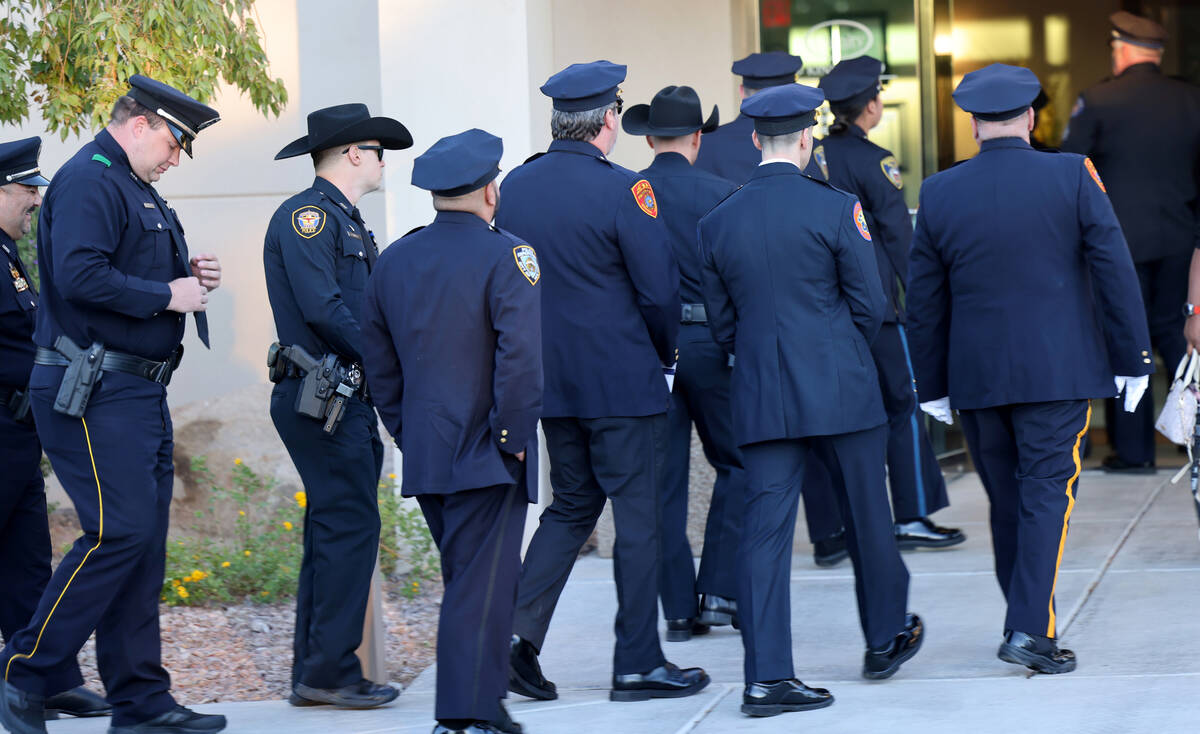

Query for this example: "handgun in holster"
[274,343,362,435]
[52,337,106,418]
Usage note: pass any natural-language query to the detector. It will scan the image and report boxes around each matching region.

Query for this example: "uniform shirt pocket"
[337,234,369,294]
[135,208,173,274]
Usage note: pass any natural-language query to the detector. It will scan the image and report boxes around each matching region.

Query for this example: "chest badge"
[10,263,28,292]
[292,206,326,239]
[513,245,541,286]
[631,179,658,218]
[880,156,903,189]
[853,201,872,241]
[814,145,829,180]
[1084,158,1106,193]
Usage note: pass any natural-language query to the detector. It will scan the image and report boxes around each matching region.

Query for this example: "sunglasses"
[343,144,384,161]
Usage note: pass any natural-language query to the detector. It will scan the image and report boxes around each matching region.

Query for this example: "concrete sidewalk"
[48,470,1200,733]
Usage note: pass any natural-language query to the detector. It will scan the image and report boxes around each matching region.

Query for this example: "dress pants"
[958,400,1090,637]
[660,325,746,619]
[739,425,909,684]
[803,323,948,542]
[512,414,667,676]
[271,378,384,690]
[2,366,175,726]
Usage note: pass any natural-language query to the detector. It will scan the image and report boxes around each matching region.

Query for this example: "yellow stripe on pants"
[1046,401,1091,638]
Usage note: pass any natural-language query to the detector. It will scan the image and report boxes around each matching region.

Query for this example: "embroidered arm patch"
[814,146,829,179]
[880,156,903,189]
[1084,158,1106,193]
[631,179,658,218]
[513,245,540,285]
[292,206,327,239]
[853,201,872,241]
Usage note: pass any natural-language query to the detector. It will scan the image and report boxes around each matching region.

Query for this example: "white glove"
[1114,375,1149,413]
[663,362,677,392]
[920,396,954,425]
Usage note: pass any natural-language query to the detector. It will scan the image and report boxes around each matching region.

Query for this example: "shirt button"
[157,223,162,229]
[500,437,507,443]
[1142,350,1149,356]
[359,251,364,257]
[501,429,509,436]
[1144,358,1152,364]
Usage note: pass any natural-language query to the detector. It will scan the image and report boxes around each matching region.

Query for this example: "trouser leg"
[659,384,697,620]
[959,407,1021,601]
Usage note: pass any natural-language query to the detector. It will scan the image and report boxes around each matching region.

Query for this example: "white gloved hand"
[1114,374,1149,413]
[920,396,954,425]
[663,362,677,392]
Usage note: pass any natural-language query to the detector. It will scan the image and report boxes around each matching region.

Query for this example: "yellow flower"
[171,578,181,587]
[244,550,252,557]
[176,586,189,598]
[388,473,396,480]
[191,554,199,561]
[283,521,293,531]
[176,541,184,546]
[294,491,307,508]
[221,561,231,568]
[238,510,246,517]
[260,591,270,597]
[191,569,207,581]
[234,458,243,465]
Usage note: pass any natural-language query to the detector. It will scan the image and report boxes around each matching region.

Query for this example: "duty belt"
[35,345,180,385]
[681,303,708,324]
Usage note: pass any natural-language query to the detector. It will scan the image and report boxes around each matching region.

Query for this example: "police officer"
[499,61,709,703]
[1061,11,1200,473]
[908,64,1152,673]
[621,86,744,639]
[799,56,963,567]
[265,104,411,709]
[0,76,227,734]
[698,83,922,718]
[362,128,542,734]
[694,51,803,183]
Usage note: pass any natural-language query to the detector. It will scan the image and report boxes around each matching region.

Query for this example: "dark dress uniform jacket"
[907,138,1153,409]
[495,139,679,419]
[698,162,887,446]
[1061,63,1200,263]
[361,211,543,502]
[1,235,37,386]
[694,114,759,183]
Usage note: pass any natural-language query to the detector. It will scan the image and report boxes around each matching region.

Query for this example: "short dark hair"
[311,147,341,169]
[109,95,166,128]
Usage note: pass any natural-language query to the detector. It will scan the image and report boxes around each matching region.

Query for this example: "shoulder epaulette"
[91,154,111,167]
[522,152,546,164]
[401,225,425,238]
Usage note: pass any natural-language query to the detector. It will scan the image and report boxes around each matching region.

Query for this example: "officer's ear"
[645,135,654,150]
[751,130,762,151]
[484,180,499,208]
[1026,107,1036,133]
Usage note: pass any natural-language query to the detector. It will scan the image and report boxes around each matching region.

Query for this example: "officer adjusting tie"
[350,207,378,269]
[143,185,210,348]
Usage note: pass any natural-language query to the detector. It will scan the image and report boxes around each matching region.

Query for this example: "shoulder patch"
[631,179,658,218]
[813,145,829,179]
[90,153,111,167]
[880,156,903,189]
[1084,157,1106,193]
[853,201,872,241]
[291,206,326,239]
[512,244,540,285]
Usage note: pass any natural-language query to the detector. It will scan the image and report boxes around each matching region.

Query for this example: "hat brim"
[275,117,413,160]
[10,173,51,186]
[621,105,720,137]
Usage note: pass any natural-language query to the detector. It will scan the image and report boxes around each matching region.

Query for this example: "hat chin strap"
[4,167,38,182]
[155,107,197,139]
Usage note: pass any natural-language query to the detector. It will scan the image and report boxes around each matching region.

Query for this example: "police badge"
[291,206,326,239]
[814,145,829,180]
[513,245,540,285]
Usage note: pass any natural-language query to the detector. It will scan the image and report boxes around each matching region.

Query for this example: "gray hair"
[550,102,616,142]
[758,129,806,156]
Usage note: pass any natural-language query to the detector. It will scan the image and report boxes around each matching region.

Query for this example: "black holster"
[269,342,362,435]
[5,387,32,424]
[52,337,105,418]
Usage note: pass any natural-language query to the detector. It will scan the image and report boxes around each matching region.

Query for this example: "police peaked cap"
[820,56,885,108]
[540,61,627,112]
[731,52,804,88]
[275,103,413,160]
[952,64,1041,121]
[621,86,719,137]
[126,74,220,159]
[0,136,50,186]
[1110,11,1166,50]
[412,128,503,197]
[740,83,825,135]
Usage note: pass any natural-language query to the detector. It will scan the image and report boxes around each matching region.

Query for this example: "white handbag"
[1155,352,1199,447]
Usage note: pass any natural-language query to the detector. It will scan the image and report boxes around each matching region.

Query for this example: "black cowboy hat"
[275,103,413,160]
[621,86,719,137]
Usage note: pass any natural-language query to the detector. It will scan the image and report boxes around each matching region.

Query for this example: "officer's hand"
[1114,375,1149,413]
[190,253,222,291]
[515,451,526,462]
[167,276,208,313]
[919,396,954,425]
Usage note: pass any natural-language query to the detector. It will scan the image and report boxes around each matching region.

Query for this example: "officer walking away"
[362,129,542,734]
[694,52,804,183]
[1061,11,1200,473]
[908,64,1152,674]
[0,76,227,734]
[266,104,411,709]
[698,83,922,719]
[0,138,110,725]
[800,56,963,568]
[621,86,745,640]
[499,61,709,703]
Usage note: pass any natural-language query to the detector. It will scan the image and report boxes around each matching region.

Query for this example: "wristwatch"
[1185,303,1198,317]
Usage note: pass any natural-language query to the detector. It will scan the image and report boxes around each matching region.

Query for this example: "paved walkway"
[49,470,1200,733]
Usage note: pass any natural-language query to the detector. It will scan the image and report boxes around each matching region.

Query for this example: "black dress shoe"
[431,724,503,733]
[43,686,110,719]
[998,630,1077,674]
[740,679,833,717]
[1100,455,1156,474]
[0,679,46,734]
[509,636,557,701]
[292,679,398,709]
[813,530,849,567]
[863,613,924,679]
[610,661,709,702]
[489,700,522,734]
[286,691,327,707]
[107,705,226,733]
[666,617,711,642]
[894,518,966,550]
[698,594,737,626]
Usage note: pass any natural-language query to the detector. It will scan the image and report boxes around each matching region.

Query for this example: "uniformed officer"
[621,86,744,639]
[0,138,111,726]
[694,51,803,183]
[1061,11,1200,473]
[908,64,1153,673]
[0,76,227,734]
[499,61,709,703]
[799,56,963,567]
[698,83,922,718]
[265,104,411,709]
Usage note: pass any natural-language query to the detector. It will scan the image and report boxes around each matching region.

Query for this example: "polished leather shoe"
[490,700,522,734]
[894,517,966,550]
[43,686,110,719]
[0,679,46,734]
[610,661,709,701]
[286,691,327,707]
[292,679,398,708]
[509,636,557,701]
[666,617,710,642]
[431,724,503,733]
[107,705,226,733]
[863,613,924,679]
[1100,455,1156,474]
[740,678,833,717]
[813,530,849,567]
[998,630,1077,674]
[698,594,737,627]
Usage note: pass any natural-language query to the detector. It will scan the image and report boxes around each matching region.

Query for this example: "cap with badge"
[740,83,825,135]
[0,136,50,186]
[952,63,1041,121]
[126,74,220,159]
[1110,11,1166,50]
[622,86,719,137]
[276,103,413,160]
[732,52,804,89]
[820,56,885,109]
[541,61,627,112]
[412,128,502,197]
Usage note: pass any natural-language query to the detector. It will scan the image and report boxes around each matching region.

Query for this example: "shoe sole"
[863,628,926,680]
[43,708,112,719]
[609,674,710,702]
[997,643,1077,674]
[665,629,692,642]
[814,552,849,567]
[508,669,558,701]
[741,696,834,717]
[698,610,733,626]
[896,535,967,551]
[107,725,227,734]
[292,685,398,709]
[287,693,328,707]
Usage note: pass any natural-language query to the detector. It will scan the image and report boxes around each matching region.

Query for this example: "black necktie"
[351,208,378,269]
[146,186,210,348]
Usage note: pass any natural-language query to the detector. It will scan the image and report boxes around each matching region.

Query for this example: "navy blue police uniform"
[698,84,920,712]
[694,52,803,184]
[0,78,228,732]
[798,57,959,557]
[622,86,745,636]
[907,64,1153,672]
[499,61,708,702]
[265,104,411,706]
[361,129,542,733]
[1060,12,1200,471]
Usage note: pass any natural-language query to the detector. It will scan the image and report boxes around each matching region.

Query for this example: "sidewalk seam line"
[670,683,736,734]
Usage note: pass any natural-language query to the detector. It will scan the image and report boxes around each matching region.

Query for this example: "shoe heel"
[698,611,732,626]
[609,689,652,702]
[740,703,782,717]
[665,629,692,642]
[43,710,61,721]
